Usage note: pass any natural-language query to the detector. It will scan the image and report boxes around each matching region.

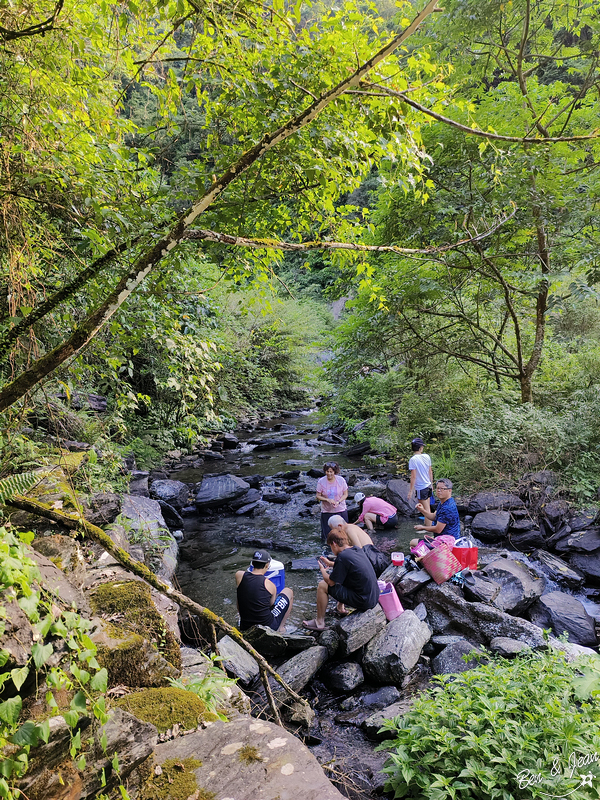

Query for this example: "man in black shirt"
[302,529,379,631]
[235,549,294,632]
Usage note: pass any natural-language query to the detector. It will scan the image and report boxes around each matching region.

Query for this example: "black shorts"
[377,513,398,529]
[418,487,432,501]
[269,593,290,630]
[328,582,369,611]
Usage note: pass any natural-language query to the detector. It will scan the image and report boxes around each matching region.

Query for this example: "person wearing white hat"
[354,493,398,532]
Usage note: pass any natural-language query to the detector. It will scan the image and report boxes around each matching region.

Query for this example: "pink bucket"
[377,580,403,621]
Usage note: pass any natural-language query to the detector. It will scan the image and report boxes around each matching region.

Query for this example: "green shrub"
[379,650,600,800]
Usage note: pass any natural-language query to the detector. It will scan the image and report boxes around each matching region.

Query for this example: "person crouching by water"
[302,525,379,631]
[412,478,461,543]
[235,549,294,632]
[316,461,349,543]
[354,492,398,531]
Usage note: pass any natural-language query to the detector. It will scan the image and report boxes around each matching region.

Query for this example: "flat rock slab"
[489,637,532,657]
[195,474,250,510]
[150,717,345,800]
[482,557,545,614]
[528,592,598,646]
[396,568,432,595]
[531,549,585,589]
[218,635,260,686]
[362,698,415,740]
[290,557,321,571]
[245,625,316,657]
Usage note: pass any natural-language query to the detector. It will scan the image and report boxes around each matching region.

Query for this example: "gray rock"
[431,634,468,650]
[396,568,432,595]
[18,709,156,800]
[319,628,340,657]
[378,563,408,585]
[327,662,364,691]
[567,551,600,585]
[467,492,525,514]
[195,474,250,510]
[569,511,596,532]
[471,510,511,542]
[361,686,402,708]
[235,501,262,515]
[415,582,548,648]
[489,637,532,657]
[32,534,86,587]
[149,717,344,800]
[272,645,329,703]
[363,611,431,684]
[531,550,585,589]
[386,478,416,516]
[335,606,387,656]
[290,557,321,571]
[542,499,571,530]
[431,641,484,675]
[157,499,184,529]
[413,602,427,621]
[149,478,189,510]
[362,698,415,740]
[251,438,295,451]
[218,635,261,685]
[128,473,149,496]
[343,442,373,457]
[482,558,545,614]
[262,491,291,503]
[245,625,316,658]
[462,571,501,604]
[528,592,598,646]
[85,492,121,526]
[508,527,546,550]
[229,488,262,510]
[562,527,600,553]
[217,432,239,449]
[29,549,90,616]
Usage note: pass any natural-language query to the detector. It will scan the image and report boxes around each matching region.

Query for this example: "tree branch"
[0,0,64,42]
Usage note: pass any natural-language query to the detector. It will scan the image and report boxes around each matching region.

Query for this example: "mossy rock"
[94,621,180,688]
[91,580,181,670]
[115,687,218,733]
[140,757,214,800]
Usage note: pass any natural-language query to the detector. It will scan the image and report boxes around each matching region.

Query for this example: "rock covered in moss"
[115,687,218,734]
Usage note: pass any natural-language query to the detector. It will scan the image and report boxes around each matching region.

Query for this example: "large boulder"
[482,558,545,614]
[385,479,415,516]
[530,550,585,590]
[362,610,431,684]
[217,431,239,449]
[527,592,598,646]
[335,606,387,656]
[468,492,525,515]
[561,527,600,553]
[471,510,511,542]
[146,716,345,800]
[431,641,484,675]
[84,492,122,526]
[415,582,548,648]
[195,474,250,510]
[149,478,189,510]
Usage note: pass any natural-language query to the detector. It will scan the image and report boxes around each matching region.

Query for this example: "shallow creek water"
[171,411,416,798]
[173,410,417,631]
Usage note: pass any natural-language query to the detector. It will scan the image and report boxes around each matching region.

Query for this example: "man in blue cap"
[235,549,294,632]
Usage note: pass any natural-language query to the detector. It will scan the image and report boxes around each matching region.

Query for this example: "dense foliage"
[379,649,600,800]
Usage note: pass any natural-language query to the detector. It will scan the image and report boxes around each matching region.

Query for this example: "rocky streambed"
[5,410,600,800]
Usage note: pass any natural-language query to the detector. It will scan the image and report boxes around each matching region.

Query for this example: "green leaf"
[11,721,40,747]
[70,690,87,714]
[0,650,9,668]
[31,641,53,668]
[0,695,22,725]
[38,719,51,744]
[63,710,79,728]
[10,666,29,691]
[90,668,108,693]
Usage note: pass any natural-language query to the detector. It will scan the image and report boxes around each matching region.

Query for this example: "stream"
[171,410,415,798]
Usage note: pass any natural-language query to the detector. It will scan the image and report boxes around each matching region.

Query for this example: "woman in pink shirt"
[316,462,348,543]
[355,493,398,531]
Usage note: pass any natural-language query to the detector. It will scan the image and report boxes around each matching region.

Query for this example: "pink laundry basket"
[377,580,404,621]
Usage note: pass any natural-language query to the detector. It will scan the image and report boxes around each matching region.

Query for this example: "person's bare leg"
[345,524,374,549]
[363,512,377,531]
[315,581,329,627]
[421,496,431,514]
[275,588,294,632]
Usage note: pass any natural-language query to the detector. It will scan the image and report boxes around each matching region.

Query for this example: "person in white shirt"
[408,437,433,514]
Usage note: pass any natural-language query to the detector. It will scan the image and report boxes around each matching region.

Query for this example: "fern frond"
[0,471,49,502]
